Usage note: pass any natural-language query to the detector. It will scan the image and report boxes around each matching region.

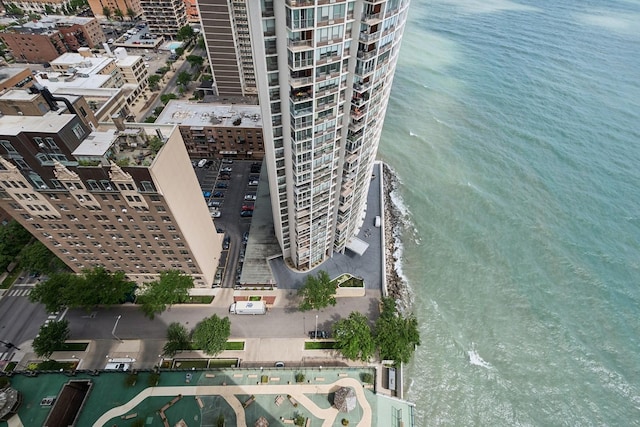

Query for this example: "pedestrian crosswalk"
[5,288,31,297]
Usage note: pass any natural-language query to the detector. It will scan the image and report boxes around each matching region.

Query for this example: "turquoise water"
[379,0,640,424]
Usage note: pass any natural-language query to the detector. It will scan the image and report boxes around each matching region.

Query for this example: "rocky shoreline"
[382,162,407,304]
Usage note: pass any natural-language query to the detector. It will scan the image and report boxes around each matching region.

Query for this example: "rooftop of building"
[0,88,38,101]
[155,100,263,128]
[50,53,113,73]
[0,66,30,82]
[0,111,75,135]
[4,367,414,426]
[35,71,111,90]
[25,15,95,27]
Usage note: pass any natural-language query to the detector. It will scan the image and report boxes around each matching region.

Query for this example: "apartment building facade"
[140,0,188,38]
[0,16,105,63]
[199,0,410,270]
[87,0,143,19]
[155,100,265,160]
[0,91,222,288]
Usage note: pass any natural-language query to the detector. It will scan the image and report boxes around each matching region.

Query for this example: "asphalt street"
[0,283,48,361]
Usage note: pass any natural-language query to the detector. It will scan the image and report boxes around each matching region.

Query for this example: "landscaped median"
[333,273,365,297]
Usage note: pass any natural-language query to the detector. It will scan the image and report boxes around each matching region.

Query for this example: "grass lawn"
[248,295,261,301]
[186,295,214,304]
[224,341,245,351]
[304,341,336,350]
[173,359,208,369]
[4,361,17,372]
[208,359,238,368]
[1,269,20,289]
[57,342,89,351]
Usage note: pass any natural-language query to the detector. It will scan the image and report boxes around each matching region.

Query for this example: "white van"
[197,159,207,167]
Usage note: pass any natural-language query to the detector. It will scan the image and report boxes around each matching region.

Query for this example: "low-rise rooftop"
[155,101,263,128]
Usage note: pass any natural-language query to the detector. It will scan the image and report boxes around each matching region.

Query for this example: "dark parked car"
[215,182,228,189]
[308,330,329,339]
[223,236,230,250]
[240,210,253,217]
[218,174,230,180]
[213,191,225,198]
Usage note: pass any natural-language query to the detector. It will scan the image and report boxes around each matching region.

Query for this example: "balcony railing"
[290,76,314,87]
[287,39,314,51]
[357,50,377,60]
[362,12,383,24]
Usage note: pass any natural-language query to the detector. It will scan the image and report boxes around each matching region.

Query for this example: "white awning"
[346,236,369,256]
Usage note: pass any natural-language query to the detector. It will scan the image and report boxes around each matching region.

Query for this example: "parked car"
[223,236,230,250]
[242,231,249,243]
[208,200,221,208]
[218,174,230,180]
[248,180,259,186]
[213,191,225,198]
[240,210,253,217]
[249,175,259,181]
[242,204,254,211]
[215,182,228,189]
[222,159,234,164]
[221,167,232,173]
[308,330,329,339]
[244,194,257,201]
[210,210,221,218]
[204,160,214,168]
[197,159,207,167]
[203,191,211,198]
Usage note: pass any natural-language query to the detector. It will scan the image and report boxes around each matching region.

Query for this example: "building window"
[0,140,18,154]
[72,123,86,139]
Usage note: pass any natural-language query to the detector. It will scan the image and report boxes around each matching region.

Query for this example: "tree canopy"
[32,320,70,359]
[186,55,204,69]
[29,267,135,312]
[160,93,177,105]
[162,322,191,357]
[191,315,230,356]
[374,297,420,364]
[102,6,111,18]
[148,74,161,90]
[333,311,376,361]
[20,241,67,275]
[0,220,32,271]
[138,270,194,319]
[176,25,195,41]
[176,71,192,87]
[297,270,337,311]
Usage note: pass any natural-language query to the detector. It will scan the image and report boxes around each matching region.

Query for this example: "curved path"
[92,377,371,427]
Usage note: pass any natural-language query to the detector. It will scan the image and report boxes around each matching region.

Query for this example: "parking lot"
[193,159,263,288]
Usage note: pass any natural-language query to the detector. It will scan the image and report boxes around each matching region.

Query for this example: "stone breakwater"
[382,162,407,304]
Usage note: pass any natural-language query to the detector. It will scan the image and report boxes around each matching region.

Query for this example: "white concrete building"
[199,0,410,270]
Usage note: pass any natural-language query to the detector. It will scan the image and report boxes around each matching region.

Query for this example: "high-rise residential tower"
[200,0,410,270]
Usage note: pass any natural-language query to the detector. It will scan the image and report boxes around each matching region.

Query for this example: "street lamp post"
[112,315,123,342]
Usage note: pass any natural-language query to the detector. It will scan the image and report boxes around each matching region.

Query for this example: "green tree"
[102,6,111,19]
[176,25,195,42]
[32,320,70,359]
[29,272,71,313]
[44,4,54,14]
[297,270,337,311]
[114,8,124,20]
[162,322,191,357]
[191,315,230,356]
[82,267,135,309]
[174,47,185,58]
[126,7,136,20]
[333,311,375,361]
[148,74,161,90]
[138,270,194,319]
[186,54,204,70]
[0,220,32,271]
[176,71,191,87]
[160,93,177,105]
[374,297,420,364]
[144,116,157,123]
[30,268,134,312]
[20,241,66,274]
[197,35,205,49]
